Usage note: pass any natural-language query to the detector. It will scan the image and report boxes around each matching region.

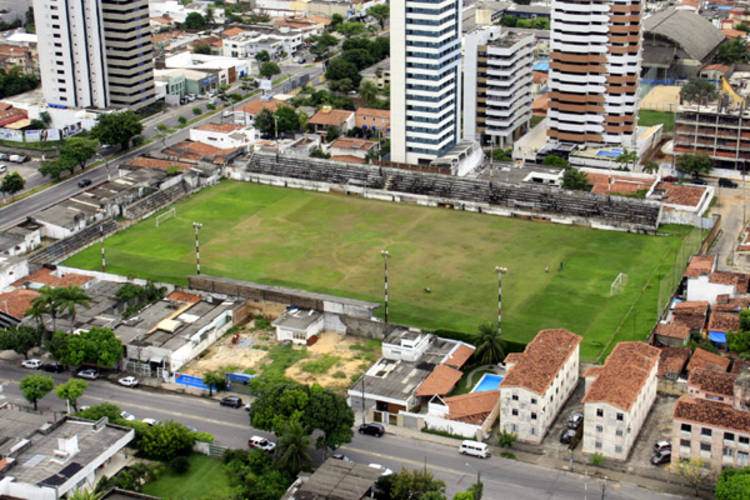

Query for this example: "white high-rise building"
[390,0,462,165]
[463,26,534,149]
[547,0,641,146]
[33,0,156,110]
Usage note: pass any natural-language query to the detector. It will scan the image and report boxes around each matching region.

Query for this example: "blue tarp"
[532,61,549,72]
[709,331,727,344]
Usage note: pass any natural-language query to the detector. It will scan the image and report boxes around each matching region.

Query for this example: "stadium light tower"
[193,222,203,275]
[495,266,508,336]
[100,224,106,273]
[381,250,390,324]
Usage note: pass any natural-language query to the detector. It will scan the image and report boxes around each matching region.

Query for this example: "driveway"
[710,181,748,271]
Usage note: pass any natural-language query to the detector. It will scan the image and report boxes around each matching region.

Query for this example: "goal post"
[155,207,176,228]
[610,272,628,296]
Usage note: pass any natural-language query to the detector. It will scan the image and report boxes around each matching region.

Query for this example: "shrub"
[333,371,346,379]
[300,354,340,375]
[190,431,214,443]
[206,103,216,110]
[178,116,187,125]
[169,455,190,474]
[253,316,271,330]
[192,107,202,115]
[589,453,604,466]
[498,430,517,448]
[500,451,516,459]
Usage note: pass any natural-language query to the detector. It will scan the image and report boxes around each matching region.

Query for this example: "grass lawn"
[142,455,233,500]
[64,181,693,360]
[638,110,675,132]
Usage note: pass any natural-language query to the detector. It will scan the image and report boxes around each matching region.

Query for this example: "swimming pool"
[471,373,504,392]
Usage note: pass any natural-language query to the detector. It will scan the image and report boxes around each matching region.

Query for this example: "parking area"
[626,395,678,473]
[540,378,586,456]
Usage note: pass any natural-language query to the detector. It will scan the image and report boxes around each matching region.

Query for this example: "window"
[596,425,603,433]
[739,451,749,466]
[595,441,602,449]
[531,412,537,420]
[702,428,712,438]
[740,437,750,446]
[531,398,537,405]
[680,439,690,448]
[596,408,604,418]
[616,430,623,437]
[700,443,711,452]
[512,409,518,416]
[681,423,692,433]
[725,432,735,441]
[615,446,622,454]
[723,447,734,457]
[512,394,518,401]
[531,427,536,435]
[616,413,623,421]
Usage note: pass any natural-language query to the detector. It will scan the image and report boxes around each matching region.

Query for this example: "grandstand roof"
[644,9,725,61]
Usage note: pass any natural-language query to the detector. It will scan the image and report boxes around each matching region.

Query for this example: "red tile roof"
[415,364,464,397]
[658,346,690,378]
[241,98,291,116]
[0,289,39,319]
[222,27,245,37]
[13,268,93,288]
[196,123,243,133]
[587,173,653,196]
[168,291,202,304]
[710,272,750,291]
[444,344,475,369]
[532,93,549,115]
[655,182,706,208]
[355,108,390,120]
[330,155,366,164]
[684,255,716,278]
[654,322,691,341]
[500,329,582,395]
[582,342,660,411]
[674,301,709,316]
[723,28,746,39]
[701,64,730,74]
[708,311,740,333]
[126,156,194,172]
[165,141,240,162]
[673,396,750,433]
[330,137,377,152]
[687,348,731,373]
[688,367,736,397]
[445,390,500,425]
[309,109,354,127]
[713,296,750,313]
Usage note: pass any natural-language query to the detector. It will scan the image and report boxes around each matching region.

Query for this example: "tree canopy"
[1,172,25,197]
[561,168,589,191]
[139,421,196,460]
[676,153,712,178]
[56,378,88,412]
[716,467,750,500]
[716,38,748,65]
[20,374,55,410]
[90,111,143,150]
[326,58,361,91]
[680,78,718,105]
[0,325,41,359]
[259,61,281,79]
[183,12,207,31]
[0,67,39,99]
[368,4,389,30]
[51,327,123,367]
[475,322,505,364]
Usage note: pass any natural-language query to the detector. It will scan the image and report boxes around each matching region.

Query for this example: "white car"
[368,463,393,476]
[21,359,42,369]
[248,435,276,452]
[120,411,136,421]
[118,376,139,387]
[142,418,160,426]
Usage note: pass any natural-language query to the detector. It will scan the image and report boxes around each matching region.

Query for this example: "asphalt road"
[0,362,683,500]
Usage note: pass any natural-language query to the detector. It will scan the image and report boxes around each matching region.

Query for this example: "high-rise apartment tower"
[390,0,462,165]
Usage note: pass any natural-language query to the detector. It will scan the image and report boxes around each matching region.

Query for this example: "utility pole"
[495,266,508,336]
[274,115,279,162]
[360,376,366,425]
[100,224,106,273]
[381,250,390,323]
[193,222,203,275]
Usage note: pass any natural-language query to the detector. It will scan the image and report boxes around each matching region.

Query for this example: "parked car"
[244,402,252,411]
[142,418,159,426]
[689,178,707,185]
[41,361,66,373]
[368,463,393,476]
[222,110,233,118]
[78,178,92,188]
[560,428,576,444]
[719,177,739,188]
[118,376,139,387]
[653,440,671,453]
[661,175,679,182]
[332,453,353,463]
[248,435,276,452]
[567,412,584,430]
[219,396,243,408]
[77,368,100,380]
[459,440,490,458]
[21,358,42,369]
[0,164,6,173]
[8,154,28,163]
[651,450,671,465]
[0,153,8,160]
[186,94,196,102]
[120,411,136,421]
[358,423,385,437]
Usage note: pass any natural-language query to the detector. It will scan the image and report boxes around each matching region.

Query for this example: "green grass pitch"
[64,180,692,360]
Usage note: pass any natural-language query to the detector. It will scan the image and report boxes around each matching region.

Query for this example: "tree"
[326,58,361,89]
[325,126,339,143]
[389,469,446,500]
[303,388,354,451]
[336,22,366,37]
[90,111,143,150]
[19,374,55,410]
[68,488,104,500]
[56,285,91,333]
[643,160,659,174]
[343,49,375,70]
[255,50,271,63]
[193,43,211,55]
[615,149,638,171]
[0,67,39,99]
[259,61,281,79]
[542,154,568,168]
[39,156,74,181]
[60,136,98,172]
[249,381,310,433]
[59,327,123,367]
[716,38,748,65]
[276,418,312,475]
[492,148,512,162]
[56,378,88,412]
[76,402,122,422]
[368,4,389,30]
[30,286,63,332]
[676,153,713,179]
[498,430,517,448]
[680,78,718,106]
[474,322,505,364]
[178,116,187,125]
[254,109,276,137]
[310,147,330,159]
[716,467,750,500]
[499,14,517,27]
[670,458,712,496]
[561,168,589,191]
[1,172,25,198]
[0,325,41,359]
[183,12,207,31]
[275,106,300,135]
[202,371,226,397]
[204,5,215,25]
[139,421,196,460]
[359,79,378,105]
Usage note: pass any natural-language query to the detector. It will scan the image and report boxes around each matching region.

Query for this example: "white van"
[459,440,490,458]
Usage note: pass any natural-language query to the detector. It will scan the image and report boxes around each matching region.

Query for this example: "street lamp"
[495,266,508,336]
[193,222,203,275]
[381,250,390,324]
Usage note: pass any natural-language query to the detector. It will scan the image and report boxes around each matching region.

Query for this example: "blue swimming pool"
[471,373,504,392]
[175,373,211,391]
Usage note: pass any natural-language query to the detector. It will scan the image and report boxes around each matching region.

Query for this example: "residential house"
[0,288,39,328]
[647,181,713,226]
[0,102,28,127]
[0,44,36,74]
[653,322,691,347]
[355,108,390,137]
[0,223,41,257]
[707,311,740,350]
[658,346,691,380]
[686,348,731,374]
[190,123,259,149]
[14,267,95,290]
[287,458,382,500]
[308,108,355,136]
[360,57,390,90]
[498,329,582,444]
[329,137,378,163]
[235,98,292,126]
[672,367,750,472]
[165,52,251,85]
[685,254,750,304]
[272,307,324,345]
[582,342,660,460]
[425,390,500,440]
[164,140,244,165]
[671,301,709,337]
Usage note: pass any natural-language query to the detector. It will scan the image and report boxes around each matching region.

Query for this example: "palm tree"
[276,418,312,475]
[26,300,48,331]
[57,286,91,333]
[68,488,104,500]
[29,286,62,333]
[358,80,378,106]
[615,150,639,171]
[643,161,659,174]
[474,321,505,365]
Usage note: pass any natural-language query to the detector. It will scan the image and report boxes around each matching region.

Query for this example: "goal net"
[610,272,628,296]
[155,207,176,228]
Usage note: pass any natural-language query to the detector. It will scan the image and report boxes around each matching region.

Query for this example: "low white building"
[0,255,28,290]
[222,28,306,59]
[272,308,324,345]
[581,342,660,460]
[684,254,749,304]
[165,52,252,84]
[149,0,225,24]
[190,122,259,149]
[499,329,582,444]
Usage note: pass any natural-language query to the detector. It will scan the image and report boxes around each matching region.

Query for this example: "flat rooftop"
[272,308,322,331]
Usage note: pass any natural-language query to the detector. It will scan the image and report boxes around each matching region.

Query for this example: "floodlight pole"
[193,222,203,275]
[495,266,508,336]
[100,224,106,273]
[381,250,389,324]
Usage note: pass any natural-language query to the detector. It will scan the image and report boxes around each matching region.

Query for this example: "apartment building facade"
[390,0,462,165]
[582,342,659,460]
[463,26,534,149]
[547,0,641,146]
[33,0,155,110]
[672,367,750,471]
[499,329,582,444]
[674,104,750,172]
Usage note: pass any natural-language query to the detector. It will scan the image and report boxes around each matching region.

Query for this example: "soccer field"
[64,181,694,360]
